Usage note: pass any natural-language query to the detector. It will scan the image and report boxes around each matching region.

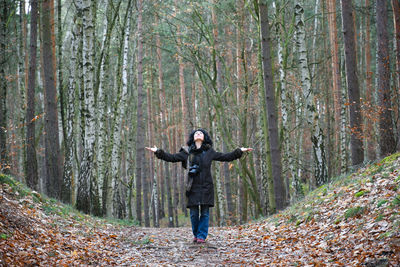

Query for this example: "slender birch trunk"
[295,0,327,186]
[98,0,117,217]
[110,2,132,218]
[76,0,98,214]
[147,64,159,227]
[211,0,225,225]
[61,13,80,204]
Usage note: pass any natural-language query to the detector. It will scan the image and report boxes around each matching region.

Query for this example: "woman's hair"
[186,128,213,147]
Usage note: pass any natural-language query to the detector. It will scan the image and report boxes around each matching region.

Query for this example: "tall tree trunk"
[25,0,39,191]
[155,16,166,220]
[259,1,285,211]
[62,16,79,203]
[174,0,188,216]
[364,0,376,161]
[135,0,144,225]
[76,0,99,214]
[110,1,132,218]
[147,63,159,227]
[18,0,26,180]
[327,0,347,170]
[393,0,400,151]
[41,0,62,199]
[0,0,8,172]
[376,0,396,157]
[211,0,226,225]
[57,0,66,171]
[165,126,174,227]
[295,0,328,187]
[341,0,364,166]
[97,0,118,217]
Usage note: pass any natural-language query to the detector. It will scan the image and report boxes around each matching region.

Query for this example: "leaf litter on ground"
[0,153,400,266]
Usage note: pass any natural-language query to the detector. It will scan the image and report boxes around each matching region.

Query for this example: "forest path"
[1,154,400,266]
[112,226,251,266]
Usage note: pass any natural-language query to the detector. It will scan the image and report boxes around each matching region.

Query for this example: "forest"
[0,0,399,230]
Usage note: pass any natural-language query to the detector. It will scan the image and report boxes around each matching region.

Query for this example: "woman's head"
[187,128,213,147]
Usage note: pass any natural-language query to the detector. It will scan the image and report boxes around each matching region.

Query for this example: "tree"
[364,0,376,161]
[76,0,99,214]
[259,0,286,211]
[341,0,364,166]
[110,0,132,218]
[295,0,327,186]
[0,0,9,172]
[25,0,39,191]
[135,0,145,225]
[376,0,396,157]
[41,0,62,198]
[327,0,348,170]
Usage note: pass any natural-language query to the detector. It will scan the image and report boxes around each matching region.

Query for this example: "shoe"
[196,238,206,243]
[193,237,198,243]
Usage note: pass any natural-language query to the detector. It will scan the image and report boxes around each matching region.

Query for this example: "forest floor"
[1,153,400,266]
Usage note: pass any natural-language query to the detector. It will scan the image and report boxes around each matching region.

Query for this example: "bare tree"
[41,0,62,198]
[341,0,364,166]
[259,0,286,211]
[376,0,396,156]
[25,0,39,190]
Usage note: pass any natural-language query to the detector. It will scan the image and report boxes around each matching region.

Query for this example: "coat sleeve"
[212,148,243,162]
[154,147,189,167]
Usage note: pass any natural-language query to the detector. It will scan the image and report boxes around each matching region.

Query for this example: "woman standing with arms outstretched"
[146,129,252,243]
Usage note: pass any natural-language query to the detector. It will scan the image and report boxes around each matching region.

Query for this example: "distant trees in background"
[0,0,399,227]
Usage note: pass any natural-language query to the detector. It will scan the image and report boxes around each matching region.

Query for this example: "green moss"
[377,199,388,208]
[355,190,368,197]
[391,195,400,207]
[375,214,384,222]
[0,233,8,239]
[380,152,400,165]
[344,206,365,219]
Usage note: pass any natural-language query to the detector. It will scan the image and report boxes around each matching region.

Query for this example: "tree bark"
[76,0,99,214]
[393,0,400,151]
[376,0,396,157]
[0,0,8,172]
[41,0,62,199]
[110,0,132,218]
[341,0,364,165]
[135,0,145,225]
[364,0,376,160]
[259,1,286,211]
[327,0,347,169]
[25,0,39,191]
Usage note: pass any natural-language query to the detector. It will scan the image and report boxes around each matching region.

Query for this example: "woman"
[146,129,252,243]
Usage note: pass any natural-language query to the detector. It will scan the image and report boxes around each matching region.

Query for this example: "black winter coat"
[155,145,243,208]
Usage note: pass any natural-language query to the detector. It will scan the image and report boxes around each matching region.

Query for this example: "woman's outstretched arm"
[146,145,188,164]
[212,147,253,162]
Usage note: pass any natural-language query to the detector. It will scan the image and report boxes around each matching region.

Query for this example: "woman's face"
[194,130,204,142]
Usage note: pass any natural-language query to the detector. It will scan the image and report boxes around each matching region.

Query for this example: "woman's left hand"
[240,147,253,152]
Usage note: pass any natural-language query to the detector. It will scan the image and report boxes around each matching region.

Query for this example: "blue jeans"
[190,205,209,240]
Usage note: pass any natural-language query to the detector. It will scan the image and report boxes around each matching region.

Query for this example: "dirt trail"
[110,226,256,266]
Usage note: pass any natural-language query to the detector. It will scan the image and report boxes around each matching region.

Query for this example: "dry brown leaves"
[0,155,399,266]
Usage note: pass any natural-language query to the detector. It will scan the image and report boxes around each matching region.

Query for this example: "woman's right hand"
[145,146,158,152]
